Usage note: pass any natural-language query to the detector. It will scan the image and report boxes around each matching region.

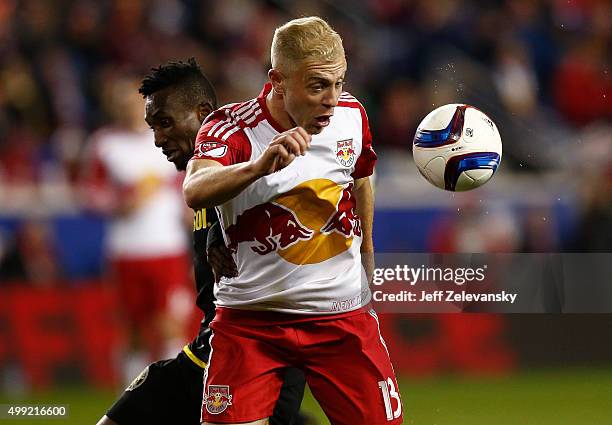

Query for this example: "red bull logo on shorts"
[204,384,233,414]
[335,138,356,167]
[225,179,362,265]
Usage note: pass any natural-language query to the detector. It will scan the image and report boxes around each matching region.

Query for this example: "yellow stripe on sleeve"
[182,345,207,369]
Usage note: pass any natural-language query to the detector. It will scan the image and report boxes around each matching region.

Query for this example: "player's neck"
[265,90,294,131]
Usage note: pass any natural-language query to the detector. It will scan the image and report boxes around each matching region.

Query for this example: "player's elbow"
[183,180,208,209]
[183,159,225,209]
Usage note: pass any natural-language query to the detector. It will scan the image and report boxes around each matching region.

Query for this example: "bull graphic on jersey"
[335,138,356,167]
[204,385,233,414]
[320,183,362,237]
[225,203,314,255]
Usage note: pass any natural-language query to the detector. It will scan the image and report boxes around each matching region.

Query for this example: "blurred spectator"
[377,78,424,151]
[493,37,538,117]
[554,35,611,127]
[428,196,522,253]
[0,220,62,286]
[521,207,559,252]
[573,167,612,252]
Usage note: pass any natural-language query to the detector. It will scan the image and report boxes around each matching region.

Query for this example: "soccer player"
[96,59,307,425]
[84,76,193,369]
[184,17,403,425]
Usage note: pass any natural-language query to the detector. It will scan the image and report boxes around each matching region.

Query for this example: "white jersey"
[193,83,377,314]
[87,128,188,259]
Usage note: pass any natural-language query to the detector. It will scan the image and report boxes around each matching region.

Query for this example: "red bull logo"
[204,384,232,414]
[335,138,356,167]
[225,179,362,265]
[225,203,313,254]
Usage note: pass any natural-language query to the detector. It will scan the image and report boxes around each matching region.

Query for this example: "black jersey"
[187,207,217,362]
[192,207,217,317]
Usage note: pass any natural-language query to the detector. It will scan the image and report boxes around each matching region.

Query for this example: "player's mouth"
[162,149,178,162]
[314,114,332,128]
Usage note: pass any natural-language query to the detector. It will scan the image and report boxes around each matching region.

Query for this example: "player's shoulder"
[194,100,257,162]
[198,98,262,142]
[336,91,370,129]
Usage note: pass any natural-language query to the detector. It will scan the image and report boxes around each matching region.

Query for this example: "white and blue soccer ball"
[413,104,502,191]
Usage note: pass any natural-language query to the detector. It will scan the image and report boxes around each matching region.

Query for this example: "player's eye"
[310,85,323,93]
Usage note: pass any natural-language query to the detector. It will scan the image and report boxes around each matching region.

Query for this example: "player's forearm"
[355,176,375,285]
[355,177,374,253]
[183,160,263,209]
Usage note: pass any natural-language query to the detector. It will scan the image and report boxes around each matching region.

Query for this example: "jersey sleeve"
[352,104,378,179]
[192,109,251,166]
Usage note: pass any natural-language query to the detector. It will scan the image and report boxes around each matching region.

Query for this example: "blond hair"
[271,16,345,74]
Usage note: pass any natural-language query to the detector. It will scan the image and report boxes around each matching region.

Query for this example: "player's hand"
[208,244,238,282]
[206,221,237,282]
[252,127,311,176]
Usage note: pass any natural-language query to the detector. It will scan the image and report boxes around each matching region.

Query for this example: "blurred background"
[0,0,611,424]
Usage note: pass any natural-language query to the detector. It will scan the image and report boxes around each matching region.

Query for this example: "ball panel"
[456,169,493,191]
[464,168,493,181]
[423,156,446,189]
[462,108,501,152]
[455,173,476,191]
[414,104,467,149]
[417,103,464,131]
[444,152,500,191]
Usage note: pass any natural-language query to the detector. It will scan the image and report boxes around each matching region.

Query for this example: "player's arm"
[354,176,374,284]
[183,127,311,209]
[352,100,377,285]
[184,158,262,209]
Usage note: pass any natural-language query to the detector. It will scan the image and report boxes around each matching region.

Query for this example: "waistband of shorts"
[213,304,371,326]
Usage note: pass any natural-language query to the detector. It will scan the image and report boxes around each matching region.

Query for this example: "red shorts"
[201,307,403,424]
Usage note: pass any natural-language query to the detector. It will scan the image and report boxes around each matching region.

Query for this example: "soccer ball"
[413,104,502,191]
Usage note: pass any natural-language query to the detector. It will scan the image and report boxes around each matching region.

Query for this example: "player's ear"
[197,102,213,122]
[268,69,285,97]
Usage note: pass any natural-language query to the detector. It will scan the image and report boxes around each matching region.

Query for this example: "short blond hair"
[271,16,345,74]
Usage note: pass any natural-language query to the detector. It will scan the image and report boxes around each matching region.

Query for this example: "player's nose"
[153,131,167,148]
[322,88,340,109]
